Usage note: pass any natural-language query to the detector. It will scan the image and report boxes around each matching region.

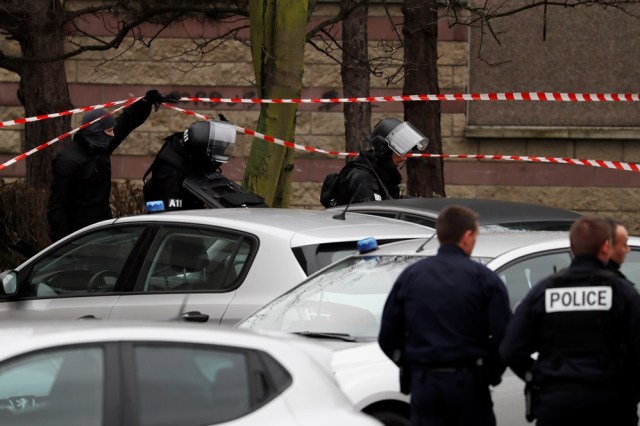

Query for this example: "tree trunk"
[243,0,308,207]
[402,0,445,198]
[341,0,371,159]
[16,1,73,191]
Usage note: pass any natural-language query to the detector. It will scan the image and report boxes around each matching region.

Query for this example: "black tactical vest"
[540,269,622,365]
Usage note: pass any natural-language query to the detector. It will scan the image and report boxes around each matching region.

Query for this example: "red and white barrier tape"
[0,99,138,171]
[163,103,640,172]
[0,98,138,129]
[2,98,640,173]
[180,92,640,104]
[2,92,640,129]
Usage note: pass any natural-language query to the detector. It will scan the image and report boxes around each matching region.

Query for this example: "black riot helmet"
[182,119,237,164]
[370,118,429,156]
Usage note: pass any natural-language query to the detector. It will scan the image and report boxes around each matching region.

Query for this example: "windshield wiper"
[293,331,357,342]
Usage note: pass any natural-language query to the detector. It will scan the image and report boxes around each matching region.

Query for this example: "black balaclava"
[80,108,116,153]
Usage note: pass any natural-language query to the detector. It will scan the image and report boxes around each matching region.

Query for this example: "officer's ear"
[599,238,612,263]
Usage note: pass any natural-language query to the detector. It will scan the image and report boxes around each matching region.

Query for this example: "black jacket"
[500,256,640,390]
[143,132,217,211]
[336,150,401,205]
[47,99,152,242]
[143,133,268,210]
[379,244,512,381]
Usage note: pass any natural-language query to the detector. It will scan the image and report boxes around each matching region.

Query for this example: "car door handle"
[180,311,210,323]
[77,315,101,320]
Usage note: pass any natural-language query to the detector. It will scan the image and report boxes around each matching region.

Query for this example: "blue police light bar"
[146,200,165,213]
[357,237,378,254]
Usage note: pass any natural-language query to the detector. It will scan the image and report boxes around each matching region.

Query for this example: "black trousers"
[536,386,638,426]
[410,369,495,426]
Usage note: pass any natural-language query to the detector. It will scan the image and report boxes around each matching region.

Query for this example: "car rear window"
[292,239,409,275]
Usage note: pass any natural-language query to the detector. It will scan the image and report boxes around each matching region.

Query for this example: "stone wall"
[1,2,639,232]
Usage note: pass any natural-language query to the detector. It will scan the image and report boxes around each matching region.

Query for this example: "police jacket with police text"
[336,150,401,205]
[48,99,152,242]
[499,255,640,389]
[379,244,512,373]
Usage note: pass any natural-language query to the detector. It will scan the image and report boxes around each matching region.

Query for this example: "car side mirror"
[0,271,18,297]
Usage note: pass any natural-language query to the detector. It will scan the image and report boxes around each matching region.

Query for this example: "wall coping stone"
[465,126,640,140]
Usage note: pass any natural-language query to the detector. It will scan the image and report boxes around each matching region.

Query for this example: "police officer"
[143,118,267,211]
[500,215,640,426]
[379,205,512,426]
[327,118,428,206]
[48,89,168,242]
[606,218,632,281]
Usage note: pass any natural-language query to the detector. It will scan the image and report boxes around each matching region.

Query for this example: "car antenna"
[332,192,357,220]
[415,232,437,253]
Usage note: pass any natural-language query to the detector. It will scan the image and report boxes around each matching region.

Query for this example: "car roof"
[366,231,571,260]
[328,198,581,225]
[110,208,431,246]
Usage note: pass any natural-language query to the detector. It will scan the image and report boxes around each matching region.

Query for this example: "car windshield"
[240,255,423,341]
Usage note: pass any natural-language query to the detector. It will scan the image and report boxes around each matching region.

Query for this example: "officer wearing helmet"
[322,117,428,207]
[48,89,168,242]
[143,117,267,211]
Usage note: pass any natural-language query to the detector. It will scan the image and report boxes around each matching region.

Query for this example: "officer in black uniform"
[48,89,167,242]
[379,205,512,426]
[143,118,267,211]
[500,215,640,426]
[606,218,632,281]
[328,118,428,206]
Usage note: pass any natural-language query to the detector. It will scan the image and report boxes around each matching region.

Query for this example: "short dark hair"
[436,205,479,244]
[605,217,622,244]
[570,215,612,257]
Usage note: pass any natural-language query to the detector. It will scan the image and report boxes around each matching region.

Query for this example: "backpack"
[320,159,392,208]
[320,172,341,207]
[143,134,188,202]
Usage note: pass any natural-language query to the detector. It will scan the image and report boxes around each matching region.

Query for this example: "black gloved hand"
[144,89,164,112]
[162,92,181,103]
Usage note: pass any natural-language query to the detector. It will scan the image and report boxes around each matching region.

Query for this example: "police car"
[238,232,640,426]
[0,209,429,325]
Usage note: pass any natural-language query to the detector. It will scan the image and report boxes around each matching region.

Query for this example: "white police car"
[238,232,640,426]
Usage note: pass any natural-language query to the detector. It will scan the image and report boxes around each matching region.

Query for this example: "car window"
[26,226,145,298]
[0,346,104,426]
[134,344,251,426]
[294,239,411,276]
[621,249,640,286]
[403,213,436,228]
[496,251,572,310]
[139,227,253,292]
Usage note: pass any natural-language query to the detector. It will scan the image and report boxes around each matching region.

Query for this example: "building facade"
[1,2,639,230]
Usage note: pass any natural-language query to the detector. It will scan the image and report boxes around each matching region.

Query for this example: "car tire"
[368,410,409,426]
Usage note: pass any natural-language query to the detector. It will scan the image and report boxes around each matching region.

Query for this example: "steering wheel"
[87,270,118,293]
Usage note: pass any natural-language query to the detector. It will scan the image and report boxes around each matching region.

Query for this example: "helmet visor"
[385,121,429,156]
[207,121,236,163]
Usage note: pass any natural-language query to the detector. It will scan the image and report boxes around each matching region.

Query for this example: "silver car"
[238,232,640,426]
[0,321,382,426]
[0,208,429,324]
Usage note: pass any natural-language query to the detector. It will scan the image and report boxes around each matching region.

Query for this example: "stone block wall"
[1,2,639,232]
